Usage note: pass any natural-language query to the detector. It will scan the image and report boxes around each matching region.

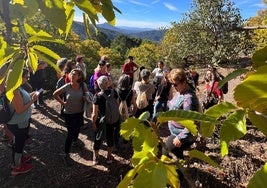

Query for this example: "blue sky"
[75,0,267,29]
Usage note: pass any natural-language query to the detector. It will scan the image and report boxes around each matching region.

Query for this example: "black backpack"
[0,93,14,124]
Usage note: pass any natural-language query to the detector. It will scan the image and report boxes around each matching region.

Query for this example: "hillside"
[1,64,266,188]
[72,21,166,42]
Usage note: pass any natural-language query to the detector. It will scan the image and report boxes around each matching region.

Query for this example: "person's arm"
[53,87,66,106]
[11,89,38,114]
[133,62,139,72]
[213,82,223,102]
[91,104,98,131]
[131,90,137,115]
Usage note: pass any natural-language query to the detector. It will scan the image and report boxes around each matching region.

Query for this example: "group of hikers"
[0,55,226,178]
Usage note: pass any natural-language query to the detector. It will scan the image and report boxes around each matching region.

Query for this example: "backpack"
[0,92,14,124]
[101,89,120,124]
[218,74,228,94]
[136,85,150,109]
[88,74,95,93]
[118,90,131,122]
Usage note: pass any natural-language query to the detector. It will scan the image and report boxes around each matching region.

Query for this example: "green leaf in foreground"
[248,162,267,188]
[189,150,221,169]
[220,110,246,156]
[248,111,267,137]
[133,161,167,188]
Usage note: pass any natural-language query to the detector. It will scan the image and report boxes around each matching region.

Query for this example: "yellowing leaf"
[252,46,267,69]
[200,121,215,138]
[118,168,139,188]
[165,164,179,188]
[37,0,67,31]
[13,0,24,5]
[133,161,167,188]
[234,65,267,112]
[6,59,24,101]
[120,117,141,140]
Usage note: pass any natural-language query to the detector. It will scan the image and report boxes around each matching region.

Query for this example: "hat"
[76,55,84,62]
[140,69,151,79]
[98,60,106,66]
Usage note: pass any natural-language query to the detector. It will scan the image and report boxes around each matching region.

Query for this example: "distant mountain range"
[72,22,166,42]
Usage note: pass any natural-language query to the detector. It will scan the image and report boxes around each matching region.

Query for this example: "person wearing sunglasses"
[162,68,200,161]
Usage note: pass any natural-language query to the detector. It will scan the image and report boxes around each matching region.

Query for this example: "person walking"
[91,75,120,165]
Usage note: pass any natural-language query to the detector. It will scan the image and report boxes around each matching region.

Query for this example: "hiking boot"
[106,155,114,164]
[11,163,33,176]
[11,154,32,169]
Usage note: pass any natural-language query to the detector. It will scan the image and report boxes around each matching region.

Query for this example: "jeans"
[152,100,167,122]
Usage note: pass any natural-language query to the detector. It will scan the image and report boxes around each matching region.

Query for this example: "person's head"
[207,64,217,72]
[101,55,109,61]
[69,68,85,83]
[140,69,151,82]
[57,58,68,71]
[97,75,109,91]
[205,70,214,82]
[157,61,164,69]
[140,66,145,72]
[76,55,84,63]
[118,74,130,90]
[128,56,134,62]
[22,67,30,84]
[98,60,107,70]
[106,63,112,72]
[64,60,76,74]
[167,68,188,93]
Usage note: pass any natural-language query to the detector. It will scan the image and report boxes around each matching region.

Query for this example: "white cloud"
[163,3,178,11]
[251,3,267,8]
[129,0,150,7]
[152,0,160,4]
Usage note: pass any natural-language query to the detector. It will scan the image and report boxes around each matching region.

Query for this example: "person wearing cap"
[122,56,139,86]
[75,55,87,79]
[133,69,155,118]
